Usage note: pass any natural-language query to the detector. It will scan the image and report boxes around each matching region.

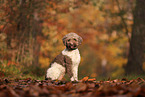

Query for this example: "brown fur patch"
[50,53,73,78]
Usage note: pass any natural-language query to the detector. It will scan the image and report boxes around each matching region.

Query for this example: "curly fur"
[62,33,83,46]
[45,32,83,81]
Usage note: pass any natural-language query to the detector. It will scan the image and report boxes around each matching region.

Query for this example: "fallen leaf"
[80,76,89,82]
[75,83,87,92]
[88,78,96,82]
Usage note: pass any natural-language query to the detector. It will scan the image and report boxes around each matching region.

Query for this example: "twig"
[115,0,131,43]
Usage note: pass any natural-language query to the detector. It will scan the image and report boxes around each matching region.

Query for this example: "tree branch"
[115,0,131,43]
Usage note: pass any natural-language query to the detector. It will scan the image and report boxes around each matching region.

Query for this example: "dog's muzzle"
[66,43,78,50]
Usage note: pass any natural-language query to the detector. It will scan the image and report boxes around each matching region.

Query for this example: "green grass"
[2,74,145,81]
[100,74,145,81]
[1,62,145,81]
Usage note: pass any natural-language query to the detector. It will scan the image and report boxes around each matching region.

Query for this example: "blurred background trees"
[0,0,144,79]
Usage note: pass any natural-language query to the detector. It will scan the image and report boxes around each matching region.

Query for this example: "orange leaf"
[88,78,96,81]
[80,76,89,82]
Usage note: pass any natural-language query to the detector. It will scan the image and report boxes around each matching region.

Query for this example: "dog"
[45,32,83,81]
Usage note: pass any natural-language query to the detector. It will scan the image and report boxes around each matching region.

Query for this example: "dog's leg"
[71,65,78,81]
[64,55,76,81]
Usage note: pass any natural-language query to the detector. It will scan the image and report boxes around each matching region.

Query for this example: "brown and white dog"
[45,32,83,81]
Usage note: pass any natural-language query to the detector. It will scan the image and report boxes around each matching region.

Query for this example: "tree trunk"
[32,13,43,67]
[124,0,145,75]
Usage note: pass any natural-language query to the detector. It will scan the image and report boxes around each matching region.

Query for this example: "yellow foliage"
[107,45,122,56]
[112,58,127,67]
[41,42,52,52]
[112,68,124,78]
[99,34,109,41]
[39,56,50,68]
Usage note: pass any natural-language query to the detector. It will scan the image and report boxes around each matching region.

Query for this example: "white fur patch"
[46,62,65,80]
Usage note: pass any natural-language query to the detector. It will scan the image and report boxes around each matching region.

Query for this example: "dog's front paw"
[71,77,78,81]
[70,77,74,81]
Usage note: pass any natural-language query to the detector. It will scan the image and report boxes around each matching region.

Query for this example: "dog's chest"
[62,49,80,66]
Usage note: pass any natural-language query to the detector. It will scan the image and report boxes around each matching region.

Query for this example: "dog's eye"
[68,39,71,42]
[73,38,77,41]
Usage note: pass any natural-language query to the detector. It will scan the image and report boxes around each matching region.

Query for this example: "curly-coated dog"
[45,32,83,81]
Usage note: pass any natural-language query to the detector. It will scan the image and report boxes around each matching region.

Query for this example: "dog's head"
[62,32,83,50]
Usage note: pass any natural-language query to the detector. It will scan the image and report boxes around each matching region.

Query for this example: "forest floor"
[0,77,145,97]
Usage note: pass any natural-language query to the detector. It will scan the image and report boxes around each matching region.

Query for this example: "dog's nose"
[69,42,73,45]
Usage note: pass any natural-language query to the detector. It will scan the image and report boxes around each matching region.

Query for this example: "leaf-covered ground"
[0,77,145,97]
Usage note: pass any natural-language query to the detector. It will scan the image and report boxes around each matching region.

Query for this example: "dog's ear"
[62,36,67,46]
[78,36,83,45]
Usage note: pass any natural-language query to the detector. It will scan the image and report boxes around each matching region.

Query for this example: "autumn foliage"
[0,0,145,80]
